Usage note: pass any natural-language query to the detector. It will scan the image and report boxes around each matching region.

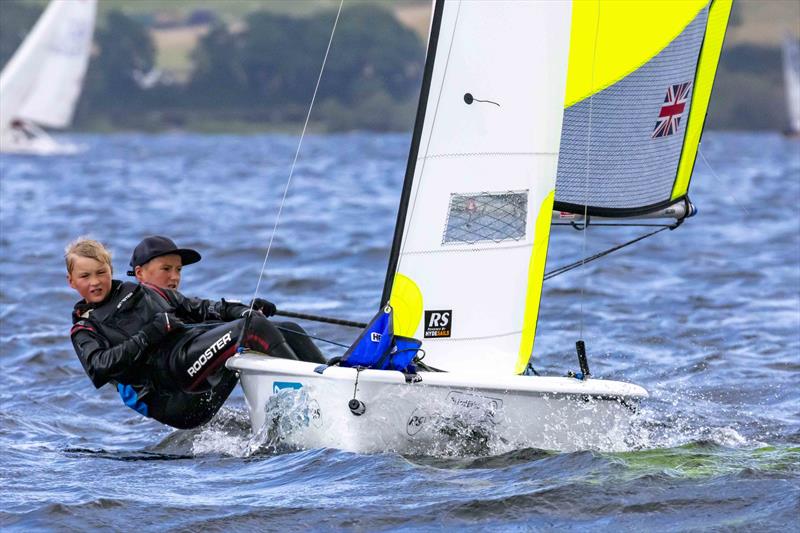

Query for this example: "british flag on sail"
[652,81,692,138]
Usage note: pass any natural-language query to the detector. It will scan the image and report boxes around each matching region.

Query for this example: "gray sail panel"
[554,7,709,213]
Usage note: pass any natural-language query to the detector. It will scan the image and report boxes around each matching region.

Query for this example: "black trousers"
[149,316,325,429]
[148,370,239,430]
[171,315,297,392]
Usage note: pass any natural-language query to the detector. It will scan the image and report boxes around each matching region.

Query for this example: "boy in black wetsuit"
[67,237,314,429]
[128,235,326,372]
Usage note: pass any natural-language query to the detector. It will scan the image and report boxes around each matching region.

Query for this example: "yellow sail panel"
[516,190,555,374]
[389,273,423,337]
[672,0,733,200]
[566,0,708,108]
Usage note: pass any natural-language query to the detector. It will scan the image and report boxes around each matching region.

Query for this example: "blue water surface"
[0,132,798,531]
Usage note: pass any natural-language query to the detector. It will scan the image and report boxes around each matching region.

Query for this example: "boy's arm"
[70,318,168,388]
[171,290,250,323]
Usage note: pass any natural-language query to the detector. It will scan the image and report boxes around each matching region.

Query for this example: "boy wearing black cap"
[129,235,326,366]
[128,235,201,291]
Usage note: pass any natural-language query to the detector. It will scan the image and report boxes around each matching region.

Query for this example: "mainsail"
[0,0,97,134]
[381,0,732,376]
[554,0,732,217]
[382,0,573,376]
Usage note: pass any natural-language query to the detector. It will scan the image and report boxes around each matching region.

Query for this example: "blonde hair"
[65,237,113,274]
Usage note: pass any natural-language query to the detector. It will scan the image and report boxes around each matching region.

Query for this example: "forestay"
[554,0,732,217]
[382,0,572,376]
[0,0,97,132]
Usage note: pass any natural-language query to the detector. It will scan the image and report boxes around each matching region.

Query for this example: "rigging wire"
[544,225,672,281]
[579,4,603,340]
[246,0,344,315]
[699,147,750,216]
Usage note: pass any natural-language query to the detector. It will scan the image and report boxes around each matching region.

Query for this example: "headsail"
[0,0,97,132]
[554,0,733,218]
[382,0,572,376]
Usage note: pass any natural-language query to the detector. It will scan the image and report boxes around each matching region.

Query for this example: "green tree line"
[1,2,425,131]
[0,1,793,132]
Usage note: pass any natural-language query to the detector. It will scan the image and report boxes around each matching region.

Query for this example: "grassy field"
[728,0,800,45]
[19,0,798,77]
[133,0,800,78]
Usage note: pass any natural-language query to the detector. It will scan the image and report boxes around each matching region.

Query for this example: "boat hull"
[0,128,82,155]
[227,353,648,453]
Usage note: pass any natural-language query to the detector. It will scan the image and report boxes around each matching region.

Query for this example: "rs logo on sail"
[188,331,232,377]
[424,309,452,338]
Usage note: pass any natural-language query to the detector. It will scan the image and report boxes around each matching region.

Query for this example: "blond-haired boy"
[66,236,304,429]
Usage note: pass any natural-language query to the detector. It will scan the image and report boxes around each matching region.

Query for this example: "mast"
[380,0,445,307]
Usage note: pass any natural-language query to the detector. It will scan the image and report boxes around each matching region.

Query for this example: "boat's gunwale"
[227,353,649,399]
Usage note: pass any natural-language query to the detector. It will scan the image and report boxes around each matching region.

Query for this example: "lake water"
[1,132,798,531]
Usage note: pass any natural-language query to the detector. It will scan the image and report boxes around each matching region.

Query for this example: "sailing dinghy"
[782,35,800,137]
[227,0,732,453]
[0,0,97,155]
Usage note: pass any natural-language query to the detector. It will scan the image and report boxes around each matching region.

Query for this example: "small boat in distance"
[0,0,97,155]
[782,35,800,137]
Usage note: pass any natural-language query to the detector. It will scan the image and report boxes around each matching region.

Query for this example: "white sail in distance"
[782,36,800,135]
[383,0,572,376]
[0,0,97,133]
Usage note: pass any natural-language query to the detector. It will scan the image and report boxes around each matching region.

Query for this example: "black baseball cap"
[127,235,201,276]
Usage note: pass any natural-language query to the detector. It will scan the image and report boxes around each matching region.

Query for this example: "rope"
[275,309,366,329]
[544,226,671,281]
[275,325,350,349]
[247,0,344,314]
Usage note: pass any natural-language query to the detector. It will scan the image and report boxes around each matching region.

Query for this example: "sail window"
[442,191,528,245]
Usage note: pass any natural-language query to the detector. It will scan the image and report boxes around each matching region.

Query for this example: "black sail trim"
[380,0,446,307]
[553,196,687,219]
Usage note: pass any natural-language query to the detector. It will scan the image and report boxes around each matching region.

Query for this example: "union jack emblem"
[652,81,691,138]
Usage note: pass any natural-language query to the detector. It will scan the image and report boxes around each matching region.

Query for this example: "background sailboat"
[0,0,97,155]
[782,35,800,137]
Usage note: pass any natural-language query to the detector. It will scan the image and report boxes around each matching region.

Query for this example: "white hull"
[0,125,82,156]
[227,353,648,454]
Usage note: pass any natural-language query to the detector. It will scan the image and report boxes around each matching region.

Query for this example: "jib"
[188,331,232,377]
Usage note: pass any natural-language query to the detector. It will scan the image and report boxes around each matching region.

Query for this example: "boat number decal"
[447,391,503,426]
[424,310,451,338]
[308,399,323,428]
[406,407,428,436]
[272,381,302,394]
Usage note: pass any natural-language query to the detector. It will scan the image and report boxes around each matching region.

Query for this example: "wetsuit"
[70,280,311,429]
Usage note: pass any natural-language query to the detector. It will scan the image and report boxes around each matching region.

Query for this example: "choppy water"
[1,132,798,531]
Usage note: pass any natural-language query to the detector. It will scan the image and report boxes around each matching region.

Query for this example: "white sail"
[0,0,96,133]
[783,36,800,135]
[384,0,572,376]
